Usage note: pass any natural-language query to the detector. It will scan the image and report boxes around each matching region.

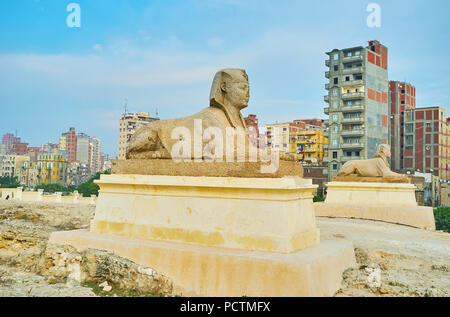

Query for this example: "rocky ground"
[0,200,448,297]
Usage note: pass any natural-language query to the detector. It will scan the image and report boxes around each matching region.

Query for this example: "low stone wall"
[0,188,95,205]
[0,187,23,201]
[21,190,44,202]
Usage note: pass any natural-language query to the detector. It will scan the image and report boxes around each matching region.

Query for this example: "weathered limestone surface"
[91,174,319,253]
[332,176,410,183]
[49,229,356,297]
[112,159,303,178]
[317,181,435,230]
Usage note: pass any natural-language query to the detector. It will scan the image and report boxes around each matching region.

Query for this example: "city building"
[36,153,68,185]
[293,118,326,128]
[17,161,39,188]
[118,112,159,160]
[1,133,20,154]
[266,122,305,152]
[244,114,260,148]
[403,106,450,181]
[61,127,77,163]
[0,155,30,178]
[12,142,29,155]
[289,129,328,165]
[324,40,389,180]
[389,81,416,171]
[90,136,101,173]
[76,133,90,166]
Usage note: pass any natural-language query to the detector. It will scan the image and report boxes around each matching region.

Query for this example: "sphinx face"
[225,81,250,110]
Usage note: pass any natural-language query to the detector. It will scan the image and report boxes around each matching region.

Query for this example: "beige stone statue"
[126,68,298,162]
[337,144,407,178]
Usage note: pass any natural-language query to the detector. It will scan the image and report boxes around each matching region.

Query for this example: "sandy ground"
[317,217,450,296]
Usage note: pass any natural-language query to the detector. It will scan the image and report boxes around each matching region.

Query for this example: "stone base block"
[49,229,356,297]
[314,203,435,230]
[92,175,320,253]
[325,181,418,207]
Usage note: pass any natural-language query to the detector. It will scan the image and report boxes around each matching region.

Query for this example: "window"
[333,164,338,170]
[345,76,350,81]
[333,88,338,96]
[333,151,337,159]
[333,114,338,121]
[426,123,431,128]
[332,140,338,147]
[354,74,362,80]
[401,100,405,105]
[334,78,338,84]
[333,101,338,108]
[346,52,352,57]
[346,151,352,157]
[333,53,339,61]
[334,65,338,71]
[347,101,353,106]
[355,151,360,157]
[401,89,405,94]
[355,51,361,56]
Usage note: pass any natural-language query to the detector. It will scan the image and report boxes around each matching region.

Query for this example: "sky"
[0,0,449,158]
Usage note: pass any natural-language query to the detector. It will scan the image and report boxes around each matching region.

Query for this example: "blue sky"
[0,0,449,157]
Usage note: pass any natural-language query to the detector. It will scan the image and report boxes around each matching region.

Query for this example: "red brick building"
[12,142,29,155]
[244,114,260,148]
[389,81,416,170]
[403,106,449,180]
[63,127,77,163]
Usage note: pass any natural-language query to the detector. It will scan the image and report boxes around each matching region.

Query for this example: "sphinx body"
[338,144,406,178]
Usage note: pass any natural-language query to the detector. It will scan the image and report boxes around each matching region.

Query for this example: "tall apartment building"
[403,106,449,181]
[37,153,68,185]
[324,40,389,179]
[90,136,101,173]
[1,133,20,154]
[61,127,77,163]
[76,133,90,166]
[389,81,416,171]
[118,112,159,160]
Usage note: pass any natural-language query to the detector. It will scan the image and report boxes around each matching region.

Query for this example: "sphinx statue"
[126,68,298,162]
[337,144,407,178]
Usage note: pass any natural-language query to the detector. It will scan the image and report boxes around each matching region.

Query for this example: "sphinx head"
[210,68,250,110]
[376,144,391,158]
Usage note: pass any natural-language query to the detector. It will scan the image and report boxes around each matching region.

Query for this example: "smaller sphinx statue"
[337,144,407,179]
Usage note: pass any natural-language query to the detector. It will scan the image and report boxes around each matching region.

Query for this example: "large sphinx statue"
[337,144,407,179]
[126,68,297,162]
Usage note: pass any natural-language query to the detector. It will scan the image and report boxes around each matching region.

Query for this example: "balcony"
[341,142,364,149]
[325,83,330,90]
[341,129,364,137]
[325,60,330,67]
[325,71,330,78]
[324,107,329,115]
[341,92,364,100]
[342,67,363,75]
[342,55,363,63]
[342,79,363,87]
[324,95,329,103]
[341,105,364,112]
[304,147,316,152]
[341,117,364,124]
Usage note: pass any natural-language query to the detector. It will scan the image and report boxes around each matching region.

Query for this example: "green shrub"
[0,176,20,188]
[434,206,450,233]
[313,195,325,202]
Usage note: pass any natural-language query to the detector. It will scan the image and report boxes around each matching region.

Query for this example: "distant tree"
[0,176,20,188]
[76,171,111,197]
[35,183,76,194]
[434,207,450,233]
